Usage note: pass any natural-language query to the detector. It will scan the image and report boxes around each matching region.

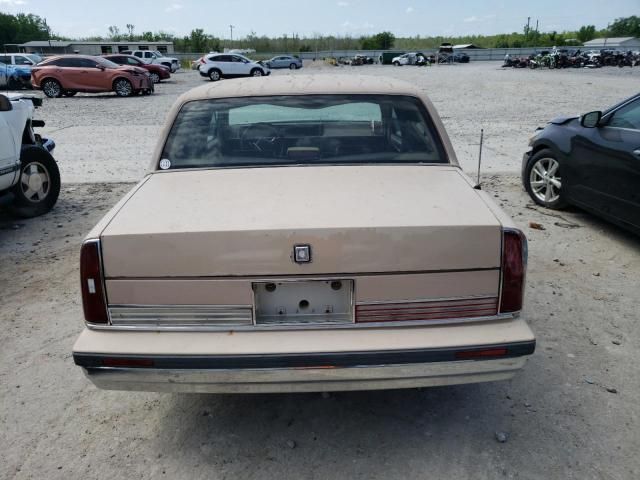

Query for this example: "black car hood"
[548,115,578,125]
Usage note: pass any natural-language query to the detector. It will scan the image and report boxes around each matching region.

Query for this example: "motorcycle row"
[503,49,640,69]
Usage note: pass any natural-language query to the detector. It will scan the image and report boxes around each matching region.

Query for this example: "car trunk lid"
[100,165,502,278]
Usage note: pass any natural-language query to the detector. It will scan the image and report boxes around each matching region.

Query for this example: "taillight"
[80,239,109,324]
[199,58,205,64]
[499,229,527,313]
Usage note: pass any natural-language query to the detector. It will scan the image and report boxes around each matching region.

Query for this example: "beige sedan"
[73,75,535,393]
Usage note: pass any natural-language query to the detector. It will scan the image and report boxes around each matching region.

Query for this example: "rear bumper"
[75,340,535,393]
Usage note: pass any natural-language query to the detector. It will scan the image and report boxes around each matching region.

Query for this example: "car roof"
[179,75,425,102]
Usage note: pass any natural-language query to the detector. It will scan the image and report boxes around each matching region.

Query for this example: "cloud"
[341,20,374,30]
[165,3,183,12]
[406,6,414,13]
[0,0,27,5]
[463,14,496,23]
[337,1,349,6]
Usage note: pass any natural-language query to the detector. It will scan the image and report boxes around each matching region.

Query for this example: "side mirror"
[0,95,12,112]
[580,111,602,128]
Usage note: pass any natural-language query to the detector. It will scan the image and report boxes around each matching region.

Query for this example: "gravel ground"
[1,62,639,479]
[1,177,639,480]
[30,61,640,182]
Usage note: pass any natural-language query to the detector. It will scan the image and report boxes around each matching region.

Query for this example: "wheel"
[63,90,77,97]
[41,79,62,98]
[208,69,221,81]
[524,149,567,209]
[289,63,297,70]
[113,78,133,97]
[393,61,400,66]
[250,68,263,77]
[150,72,160,84]
[9,146,60,218]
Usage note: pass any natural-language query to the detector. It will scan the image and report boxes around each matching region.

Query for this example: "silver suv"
[123,50,180,72]
[198,53,270,81]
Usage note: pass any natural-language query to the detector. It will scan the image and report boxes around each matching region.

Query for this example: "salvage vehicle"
[122,50,181,73]
[198,53,270,81]
[0,93,60,217]
[103,54,171,84]
[31,55,154,97]
[523,92,640,235]
[0,61,32,89]
[0,53,42,67]
[264,55,303,69]
[73,75,535,393]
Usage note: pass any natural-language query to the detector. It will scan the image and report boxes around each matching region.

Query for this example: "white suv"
[0,94,60,217]
[123,50,180,73]
[198,53,270,81]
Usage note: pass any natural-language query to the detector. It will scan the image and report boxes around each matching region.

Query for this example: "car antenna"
[473,128,484,190]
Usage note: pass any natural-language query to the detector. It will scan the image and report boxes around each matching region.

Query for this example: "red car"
[103,54,171,83]
[31,55,153,97]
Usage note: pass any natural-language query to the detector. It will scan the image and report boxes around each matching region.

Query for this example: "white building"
[582,37,640,49]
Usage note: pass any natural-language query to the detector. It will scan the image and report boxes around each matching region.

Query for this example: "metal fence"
[171,47,583,63]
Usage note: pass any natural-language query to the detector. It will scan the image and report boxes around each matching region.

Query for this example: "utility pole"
[526,16,531,39]
[229,25,234,43]
[535,19,539,34]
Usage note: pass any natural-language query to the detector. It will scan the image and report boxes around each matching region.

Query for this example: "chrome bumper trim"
[82,357,529,393]
[108,304,253,327]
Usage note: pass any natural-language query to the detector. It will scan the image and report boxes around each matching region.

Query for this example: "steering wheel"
[240,123,280,154]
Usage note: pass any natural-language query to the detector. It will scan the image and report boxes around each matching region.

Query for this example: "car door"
[14,55,34,67]
[144,51,156,64]
[231,55,249,75]
[597,97,640,228]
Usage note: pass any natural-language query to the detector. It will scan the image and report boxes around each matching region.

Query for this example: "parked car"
[72,75,534,394]
[392,52,428,66]
[452,52,470,63]
[0,93,60,217]
[103,54,170,83]
[122,50,180,73]
[198,53,270,81]
[523,92,640,235]
[31,55,154,98]
[265,55,303,69]
[0,53,43,67]
[0,61,32,89]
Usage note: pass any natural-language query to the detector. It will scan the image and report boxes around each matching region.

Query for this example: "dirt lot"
[1,62,639,479]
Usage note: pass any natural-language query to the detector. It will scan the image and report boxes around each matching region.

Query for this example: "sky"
[1,0,638,39]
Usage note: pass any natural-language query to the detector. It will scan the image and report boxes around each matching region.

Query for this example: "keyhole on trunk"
[299,300,310,310]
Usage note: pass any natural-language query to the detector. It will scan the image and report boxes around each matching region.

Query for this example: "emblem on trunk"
[293,245,312,264]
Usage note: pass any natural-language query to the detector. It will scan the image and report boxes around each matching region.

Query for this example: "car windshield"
[152,51,163,57]
[97,58,121,69]
[160,94,447,169]
[26,54,42,64]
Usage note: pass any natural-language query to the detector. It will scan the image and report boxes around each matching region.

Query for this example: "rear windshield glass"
[160,94,447,169]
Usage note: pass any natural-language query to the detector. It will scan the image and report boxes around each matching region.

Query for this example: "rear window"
[160,95,447,169]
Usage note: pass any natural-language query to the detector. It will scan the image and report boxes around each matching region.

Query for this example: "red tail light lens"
[500,229,527,313]
[80,239,109,324]
[199,58,205,64]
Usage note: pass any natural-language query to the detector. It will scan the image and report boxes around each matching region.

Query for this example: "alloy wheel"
[114,79,133,97]
[150,72,160,83]
[252,69,263,76]
[529,157,562,204]
[43,80,61,98]
[20,162,51,203]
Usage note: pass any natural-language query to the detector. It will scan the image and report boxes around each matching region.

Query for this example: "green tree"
[577,25,596,42]
[609,15,640,37]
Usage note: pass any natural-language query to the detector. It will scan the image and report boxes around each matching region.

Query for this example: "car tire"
[9,146,61,218]
[41,79,62,98]
[289,63,297,70]
[113,78,133,97]
[250,68,263,77]
[208,69,221,81]
[150,72,160,84]
[393,61,400,66]
[63,90,77,97]
[524,149,568,209]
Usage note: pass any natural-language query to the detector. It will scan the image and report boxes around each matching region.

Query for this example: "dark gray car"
[522,92,640,235]
[265,55,303,69]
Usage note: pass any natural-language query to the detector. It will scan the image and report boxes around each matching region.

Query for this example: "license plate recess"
[253,280,354,325]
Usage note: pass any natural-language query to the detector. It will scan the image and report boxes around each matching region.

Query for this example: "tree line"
[1,10,638,53]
